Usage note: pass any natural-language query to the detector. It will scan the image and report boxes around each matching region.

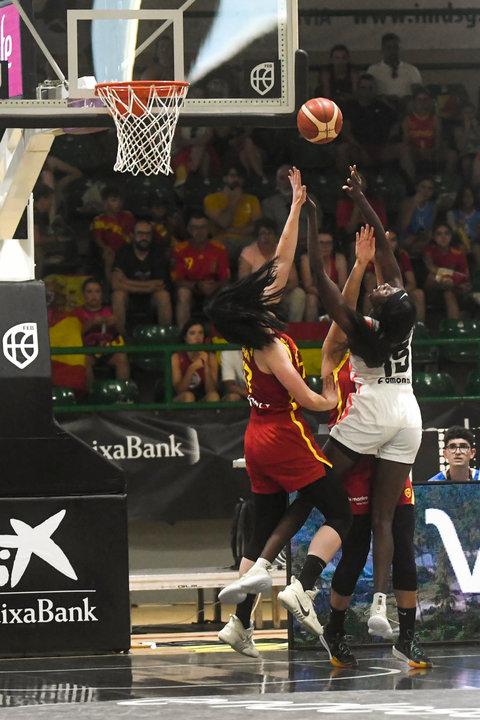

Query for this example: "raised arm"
[306,195,357,338]
[321,225,375,376]
[264,167,306,299]
[343,165,403,288]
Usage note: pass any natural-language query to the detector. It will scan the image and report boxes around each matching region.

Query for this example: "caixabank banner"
[0,495,130,656]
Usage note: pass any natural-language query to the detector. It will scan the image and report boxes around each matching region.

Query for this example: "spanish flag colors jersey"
[243,332,330,494]
[331,353,414,514]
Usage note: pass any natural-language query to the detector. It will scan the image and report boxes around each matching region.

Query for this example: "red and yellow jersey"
[171,239,230,283]
[406,112,435,149]
[330,353,414,513]
[90,211,135,252]
[242,332,307,416]
[243,332,330,494]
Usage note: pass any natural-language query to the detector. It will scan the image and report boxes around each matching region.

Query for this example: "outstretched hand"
[289,166,307,207]
[342,164,364,198]
[355,224,375,264]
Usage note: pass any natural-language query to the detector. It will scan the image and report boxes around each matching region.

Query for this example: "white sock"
[253,557,271,570]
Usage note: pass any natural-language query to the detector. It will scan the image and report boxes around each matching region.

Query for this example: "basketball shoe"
[218,565,272,604]
[392,631,433,668]
[218,615,260,658]
[323,627,358,669]
[277,576,324,636]
[367,592,394,638]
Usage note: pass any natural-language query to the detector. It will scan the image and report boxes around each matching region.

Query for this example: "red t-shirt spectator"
[90,210,135,252]
[171,239,230,283]
[422,243,469,282]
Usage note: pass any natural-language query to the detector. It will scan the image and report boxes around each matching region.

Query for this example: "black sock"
[397,606,416,639]
[326,606,347,636]
[236,594,256,629]
[298,554,327,591]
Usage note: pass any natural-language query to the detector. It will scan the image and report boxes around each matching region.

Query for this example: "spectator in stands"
[335,73,411,181]
[171,211,230,329]
[299,229,347,321]
[453,102,480,185]
[147,191,184,250]
[220,127,267,185]
[238,218,306,322]
[401,86,457,183]
[362,229,426,322]
[171,318,220,403]
[422,223,471,319]
[39,154,83,223]
[72,277,130,390]
[315,43,359,111]
[34,183,55,277]
[262,164,322,259]
[172,125,222,189]
[399,176,439,260]
[204,164,262,270]
[141,35,174,81]
[111,218,172,335]
[427,426,479,482]
[366,32,423,108]
[91,184,135,282]
[220,349,247,402]
[446,184,480,255]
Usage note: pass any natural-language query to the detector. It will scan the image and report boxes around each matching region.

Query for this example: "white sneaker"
[368,592,394,638]
[218,565,272,604]
[218,615,260,658]
[277,576,324,636]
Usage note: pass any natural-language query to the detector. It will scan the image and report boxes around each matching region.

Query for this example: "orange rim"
[95,80,189,100]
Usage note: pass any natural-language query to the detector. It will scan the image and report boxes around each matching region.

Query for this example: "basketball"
[297,97,343,144]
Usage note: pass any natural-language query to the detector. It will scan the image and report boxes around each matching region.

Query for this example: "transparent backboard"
[0,0,299,121]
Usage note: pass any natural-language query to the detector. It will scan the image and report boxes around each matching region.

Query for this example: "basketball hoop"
[94,80,189,176]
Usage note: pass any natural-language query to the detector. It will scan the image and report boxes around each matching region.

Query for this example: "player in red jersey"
[206,168,353,658]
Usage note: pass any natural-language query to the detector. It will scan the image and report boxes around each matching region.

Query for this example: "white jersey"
[350,319,413,390]
[330,320,421,464]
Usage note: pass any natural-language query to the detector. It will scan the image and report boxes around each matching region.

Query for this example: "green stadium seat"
[413,372,456,398]
[438,319,479,363]
[89,379,140,404]
[132,324,177,371]
[465,370,480,396]
[52,386,77,406]
[412,322,438,365]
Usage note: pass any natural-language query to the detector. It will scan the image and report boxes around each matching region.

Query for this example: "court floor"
[1,636,480,719]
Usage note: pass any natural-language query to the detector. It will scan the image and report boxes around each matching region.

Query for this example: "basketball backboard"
[0,0,305,127]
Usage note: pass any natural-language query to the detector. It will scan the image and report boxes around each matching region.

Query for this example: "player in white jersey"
[307,165,422,639]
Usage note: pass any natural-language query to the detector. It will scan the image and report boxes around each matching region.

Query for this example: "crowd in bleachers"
[43,33,480,404]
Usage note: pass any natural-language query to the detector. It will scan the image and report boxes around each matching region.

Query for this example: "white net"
[95,82,189,177]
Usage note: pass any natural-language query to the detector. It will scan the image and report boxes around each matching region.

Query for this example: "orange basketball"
[297,97,343,144]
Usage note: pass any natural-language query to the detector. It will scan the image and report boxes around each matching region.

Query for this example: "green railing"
[49,337,480,413]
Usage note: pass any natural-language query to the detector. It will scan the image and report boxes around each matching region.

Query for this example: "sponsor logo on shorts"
[377,377,411,384]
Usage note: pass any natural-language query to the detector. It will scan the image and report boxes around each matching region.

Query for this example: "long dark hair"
[344,290,417,367]
[205,260,286,349]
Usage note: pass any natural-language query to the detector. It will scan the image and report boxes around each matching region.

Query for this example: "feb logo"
[250,62,275,96]
[0,509,77,588]
[2,322,38,369]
